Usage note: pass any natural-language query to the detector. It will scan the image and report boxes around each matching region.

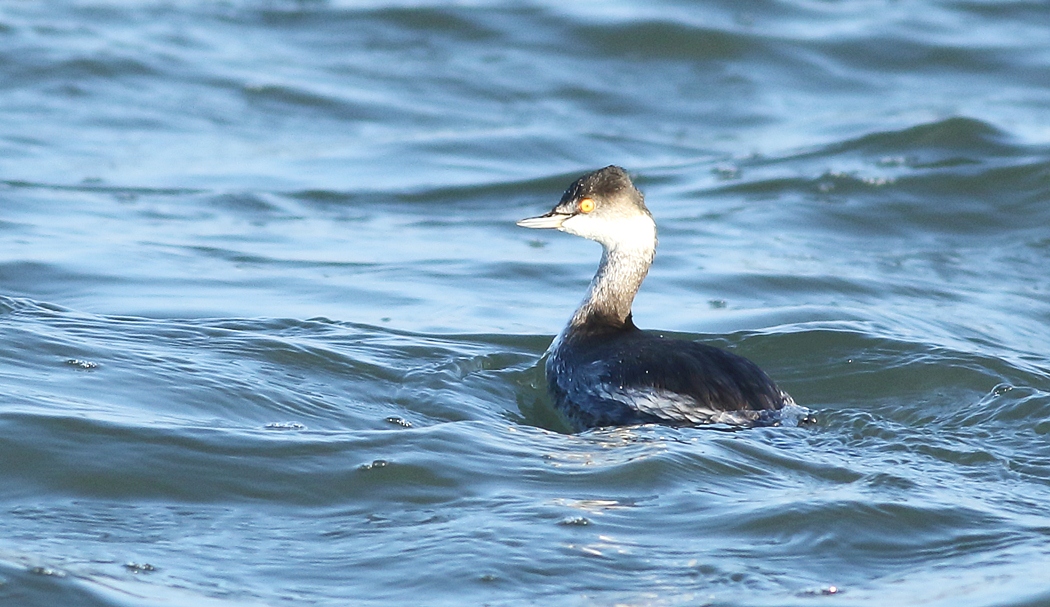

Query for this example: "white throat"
[561,213,657,328]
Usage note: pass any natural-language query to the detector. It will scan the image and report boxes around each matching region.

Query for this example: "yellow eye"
[578,198,595,214]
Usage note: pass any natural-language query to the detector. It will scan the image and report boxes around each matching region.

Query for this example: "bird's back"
[546,323,792,430]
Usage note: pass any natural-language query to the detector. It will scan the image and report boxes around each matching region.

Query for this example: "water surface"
[2,1,1050,606]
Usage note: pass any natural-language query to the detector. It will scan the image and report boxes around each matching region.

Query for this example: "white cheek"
[562,213,656,251]
[559,214,600,240]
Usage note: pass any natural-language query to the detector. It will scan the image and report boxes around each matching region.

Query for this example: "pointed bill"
[517,212,569,229]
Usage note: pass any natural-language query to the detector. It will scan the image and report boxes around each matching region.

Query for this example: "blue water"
[2,1,1050,605]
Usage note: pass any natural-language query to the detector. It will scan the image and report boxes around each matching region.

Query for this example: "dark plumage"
[518,166,795,431]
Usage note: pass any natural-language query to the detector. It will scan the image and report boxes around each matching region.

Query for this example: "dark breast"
[546,323,791,430]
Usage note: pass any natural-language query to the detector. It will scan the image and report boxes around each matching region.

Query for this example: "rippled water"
[2,1,1050,606]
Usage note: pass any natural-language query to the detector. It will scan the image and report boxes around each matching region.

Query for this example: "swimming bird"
[518,166,795,430]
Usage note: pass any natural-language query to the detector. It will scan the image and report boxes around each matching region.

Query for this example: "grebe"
[518,166,795,430]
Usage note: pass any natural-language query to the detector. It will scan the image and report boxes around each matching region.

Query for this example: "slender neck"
[569,243,654,328]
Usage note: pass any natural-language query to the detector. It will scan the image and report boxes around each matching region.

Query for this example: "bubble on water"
[264,422,306,431]
[384,416,412,428]
[558,516,592,526]
[65,358,99,370]
[124,562,157,574]
[360,459,388,470]
[800,585,843,596]
[992,383,1014,397]
[28,566,62,577]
